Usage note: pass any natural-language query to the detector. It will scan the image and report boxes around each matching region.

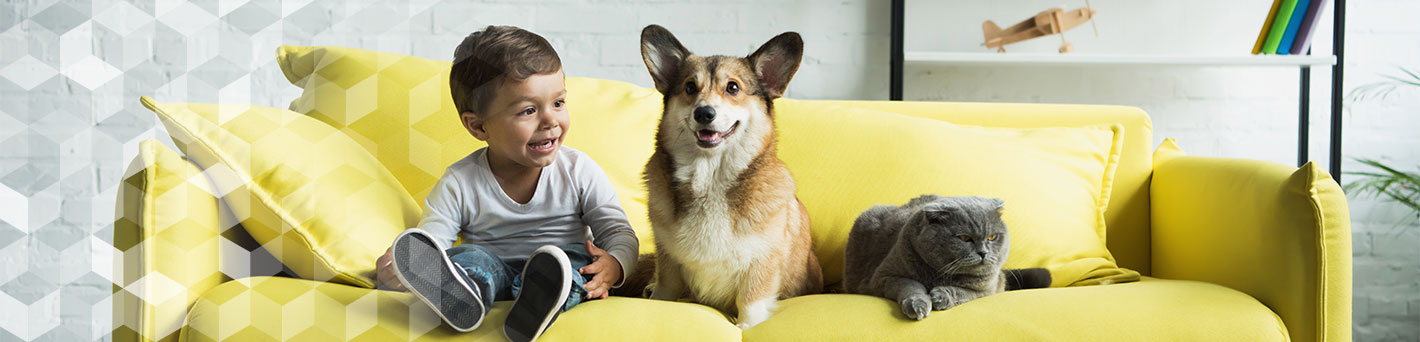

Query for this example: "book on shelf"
[1253,0,1327,55]
[1290,0,1330,54]
[1252,0,1284,54]
[1260,0,1301,54]
[1275,0,1313,54]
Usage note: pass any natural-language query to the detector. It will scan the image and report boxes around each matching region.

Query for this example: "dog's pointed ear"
[641,25,690,95]
[747,32,803,99]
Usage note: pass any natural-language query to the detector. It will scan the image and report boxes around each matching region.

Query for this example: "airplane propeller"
[1087,0,1099,37]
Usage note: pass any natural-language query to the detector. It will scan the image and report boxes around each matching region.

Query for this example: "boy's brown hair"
[450,25,562,117]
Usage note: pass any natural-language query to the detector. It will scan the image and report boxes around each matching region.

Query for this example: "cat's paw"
[642,283,656,298]
[929,287,956,310]
[900,295,932,320]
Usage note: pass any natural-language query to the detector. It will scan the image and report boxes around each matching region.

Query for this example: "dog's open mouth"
[695,121,739,148]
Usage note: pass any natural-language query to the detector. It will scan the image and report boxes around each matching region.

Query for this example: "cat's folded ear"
[921,203,966,223]
[990,198,1005,212]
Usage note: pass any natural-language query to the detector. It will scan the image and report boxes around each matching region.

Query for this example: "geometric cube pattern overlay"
[0,1,515,340]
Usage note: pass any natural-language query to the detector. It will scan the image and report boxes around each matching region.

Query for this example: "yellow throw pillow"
[276,45,662,254]
[775,100,1139,287]
[276,45,473,203]
[141,96,420,288]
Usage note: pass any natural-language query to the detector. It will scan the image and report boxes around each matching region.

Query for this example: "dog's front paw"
[735,313,769,330]
[647,285,680,301]
[900,294,931,321]
[929,287,955,310]
[736,319,763,330]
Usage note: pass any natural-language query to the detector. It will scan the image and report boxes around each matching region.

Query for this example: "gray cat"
[843,195,1051,320]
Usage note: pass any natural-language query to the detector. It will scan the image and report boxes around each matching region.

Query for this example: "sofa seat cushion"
[743,277,1287,341]
[183,276,740,341]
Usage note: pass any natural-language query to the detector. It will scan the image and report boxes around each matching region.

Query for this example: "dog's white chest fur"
[664,155,771,308]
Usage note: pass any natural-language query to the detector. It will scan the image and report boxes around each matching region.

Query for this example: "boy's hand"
[376,247,407,292]
[578,241,622,299]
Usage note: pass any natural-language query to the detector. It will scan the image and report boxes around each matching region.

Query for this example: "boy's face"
[463,69,569,170]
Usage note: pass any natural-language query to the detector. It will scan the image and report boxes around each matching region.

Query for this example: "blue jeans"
[444,243,592,316]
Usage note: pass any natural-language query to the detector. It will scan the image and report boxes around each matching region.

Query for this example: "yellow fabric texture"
[742,277,1287,341]
[113,140,229,342]
[182,276,741,341]
[817,100,1157,274]
[1151,138,1351,342]
[775,100,1138,287]
[141,96,421,288]
[275,45,661,254]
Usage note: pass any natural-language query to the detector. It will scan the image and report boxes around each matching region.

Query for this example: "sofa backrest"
[275,45,1154,277]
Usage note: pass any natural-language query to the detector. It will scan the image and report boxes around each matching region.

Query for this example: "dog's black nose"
[693,106,716,124]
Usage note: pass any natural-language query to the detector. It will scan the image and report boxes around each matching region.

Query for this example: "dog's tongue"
[697,130,721,142]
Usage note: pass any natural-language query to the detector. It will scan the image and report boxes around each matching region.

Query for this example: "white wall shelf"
[904,52,1337,67]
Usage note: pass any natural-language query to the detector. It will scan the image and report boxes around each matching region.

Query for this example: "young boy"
[374,25,639,342]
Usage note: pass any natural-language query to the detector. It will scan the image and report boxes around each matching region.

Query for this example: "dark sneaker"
[503,245,573,342]
[392,228,485,332]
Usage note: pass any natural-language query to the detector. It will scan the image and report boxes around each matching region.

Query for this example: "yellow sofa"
[113,50,1350,342]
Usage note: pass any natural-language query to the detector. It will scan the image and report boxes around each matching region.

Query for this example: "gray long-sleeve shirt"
[418,146,638,286]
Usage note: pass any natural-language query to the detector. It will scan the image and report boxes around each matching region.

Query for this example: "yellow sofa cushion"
[743,277,1287,341]
[275,45,661,253]
[182,276,740,341]
[1151,138,1351,342]
[142,96,420,288]
[775,100,1137,287]
[113,140,228,341]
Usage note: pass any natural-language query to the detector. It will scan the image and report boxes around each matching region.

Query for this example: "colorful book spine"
[1262,0,1301,54]
[1290,0,1330,54]
[1253,0,1285,54]
[1275,0,1313,54]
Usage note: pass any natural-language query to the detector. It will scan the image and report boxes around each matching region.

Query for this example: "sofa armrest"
[1150,139,1350,342]
[113,140,229,342]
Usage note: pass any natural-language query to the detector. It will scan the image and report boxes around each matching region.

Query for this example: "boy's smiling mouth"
[528,137,558,154]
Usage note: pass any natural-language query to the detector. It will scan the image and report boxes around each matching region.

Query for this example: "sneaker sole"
[503,246,573,342]
[392,229,484,332]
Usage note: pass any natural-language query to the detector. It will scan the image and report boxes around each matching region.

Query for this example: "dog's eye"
[726,81,739,95]
[684,81,698,95]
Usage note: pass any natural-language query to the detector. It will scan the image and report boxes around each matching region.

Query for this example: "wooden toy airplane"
[982,1,1098,53]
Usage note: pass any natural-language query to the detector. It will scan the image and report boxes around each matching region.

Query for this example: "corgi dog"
[637,24,823,329]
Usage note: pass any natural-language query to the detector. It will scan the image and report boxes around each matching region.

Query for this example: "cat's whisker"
[937,257,967,275]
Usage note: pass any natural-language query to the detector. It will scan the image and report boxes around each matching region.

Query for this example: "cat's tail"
[1004,268,1052,290]
[609,254,657,297]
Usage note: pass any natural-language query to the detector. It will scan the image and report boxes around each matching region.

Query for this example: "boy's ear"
[747,31,803,99]
[640,24,691,95]
[461,111,488,141]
